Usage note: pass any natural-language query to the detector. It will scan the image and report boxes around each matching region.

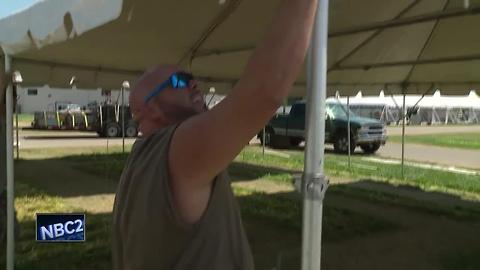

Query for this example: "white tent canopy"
[2,1,480,270]
[1,0,480,95]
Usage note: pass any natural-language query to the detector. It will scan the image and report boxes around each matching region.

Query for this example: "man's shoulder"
[128,125,180,169]
[135,125,178,149]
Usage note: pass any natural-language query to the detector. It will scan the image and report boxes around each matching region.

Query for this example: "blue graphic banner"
[36,213,85,242]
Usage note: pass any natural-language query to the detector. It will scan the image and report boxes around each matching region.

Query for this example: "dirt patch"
[233,179,294,194]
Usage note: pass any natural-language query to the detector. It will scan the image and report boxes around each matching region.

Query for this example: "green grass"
[20,145,131,160]
[234,187,397,242]
[48,147,480,219]
[389,133,480,150]
[17,113,34,124]
[29,144,479,199]
[333,185,480,222]
[5,181,397,269]
[0,183,112,270]
[441,249,480,270]
[9,146,480,269]
[19,144,480,201]
[236,146,480,198]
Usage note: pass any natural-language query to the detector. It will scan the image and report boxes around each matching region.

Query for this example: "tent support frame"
[401,93,406,179]
[301,0,329,269]
[121,84,125,153]
[347,96,351,169]
[15,103,18,160]
[5,54,15,270]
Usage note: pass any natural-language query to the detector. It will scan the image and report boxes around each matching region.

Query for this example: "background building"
[16,86,130,113]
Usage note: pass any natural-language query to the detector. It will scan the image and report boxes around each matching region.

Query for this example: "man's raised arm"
[169,0,318,222]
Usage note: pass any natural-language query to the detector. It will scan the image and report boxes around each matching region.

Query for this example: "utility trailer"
[32,103,139,138]
[86,103,139,138]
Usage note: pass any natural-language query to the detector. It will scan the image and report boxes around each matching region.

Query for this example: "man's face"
[149,71,207,123]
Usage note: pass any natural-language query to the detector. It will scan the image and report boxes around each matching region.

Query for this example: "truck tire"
[104,123,120,138]
[125,123,138,137]
[290,138,302,147]
[334,132,356,154]
[259,129,290,149]
[259,128,273,146]
[360,143,381,154]
[63,114,73,130]
[270,135,291,149]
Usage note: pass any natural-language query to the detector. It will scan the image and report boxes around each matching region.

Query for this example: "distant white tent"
[333,90,480,124]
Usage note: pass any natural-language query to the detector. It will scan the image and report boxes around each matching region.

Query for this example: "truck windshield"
[326,103,355,119]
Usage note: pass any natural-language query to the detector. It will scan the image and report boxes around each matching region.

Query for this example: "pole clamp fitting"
[302,173,329,200]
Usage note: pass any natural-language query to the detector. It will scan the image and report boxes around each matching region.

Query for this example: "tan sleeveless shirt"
[112,125,254,270]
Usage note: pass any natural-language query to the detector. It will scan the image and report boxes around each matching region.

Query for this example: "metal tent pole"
[207,87,216,107]
[121,81,130,154]
[5,55,15,270]
[121,87,125,153]
[401,93,406,179]
[347,96,351,170]
[262,127,266,157]
[301,0,329,269]
[15,97,19,160]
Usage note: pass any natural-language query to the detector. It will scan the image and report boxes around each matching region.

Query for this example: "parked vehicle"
[258,101,387,154]
[32,102,87,130]
[86,104,139,138]
[32,103,139,138]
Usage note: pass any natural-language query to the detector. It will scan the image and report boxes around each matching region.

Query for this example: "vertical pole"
[121,86,125,154]
[5,55,15,270]
[301,0,329,269]
[401,93,406,179]
[207,92,216,107]
[445,107,449,124]
[347,96,351,170]
[15,93,19,160]
[262,127,266,157]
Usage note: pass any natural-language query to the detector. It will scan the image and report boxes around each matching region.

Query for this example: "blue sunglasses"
[144,72,194,103]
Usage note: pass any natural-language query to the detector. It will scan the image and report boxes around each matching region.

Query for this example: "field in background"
[389,132,480,150]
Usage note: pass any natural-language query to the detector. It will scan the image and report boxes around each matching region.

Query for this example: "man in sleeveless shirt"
[112,0,318,269]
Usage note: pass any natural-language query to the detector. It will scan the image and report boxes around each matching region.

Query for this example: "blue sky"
[0,0,39,19]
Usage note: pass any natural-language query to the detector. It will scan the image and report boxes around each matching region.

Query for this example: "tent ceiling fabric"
[1,0,480,96]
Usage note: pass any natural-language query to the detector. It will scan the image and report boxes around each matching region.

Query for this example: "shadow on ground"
[8,152,480,270]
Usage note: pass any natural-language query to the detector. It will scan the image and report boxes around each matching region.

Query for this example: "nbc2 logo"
[39,219,84,240]
[36,214,86,242]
